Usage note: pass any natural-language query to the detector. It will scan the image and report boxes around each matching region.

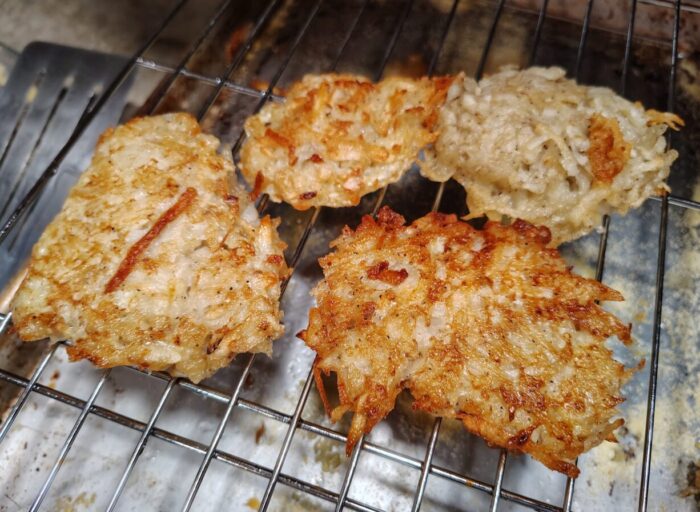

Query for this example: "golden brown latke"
[300,207,637,477]
[240,73,454,209]
[12,113,289,383]
[421,67,682,244]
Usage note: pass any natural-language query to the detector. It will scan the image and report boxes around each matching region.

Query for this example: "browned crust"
[644,107,684,130]
[264,128,297,166]
[250,172,264,201]
[366,261,408,285]
[588,114,632,184]
[312,355,333,418]
[299,191,317,200]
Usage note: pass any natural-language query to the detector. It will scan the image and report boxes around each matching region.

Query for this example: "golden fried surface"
[300,207,636,477]
[11,113,289,383]
[422,67,682,245]
[240,73,453,209]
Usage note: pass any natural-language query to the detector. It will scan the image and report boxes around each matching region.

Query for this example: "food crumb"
[56,492,96,512]
[255,423,265,444]
[313,438,342,472]
[244,373,255,389]
[680,461,700,504]
[246,497,261,509]
[48,370,61,389]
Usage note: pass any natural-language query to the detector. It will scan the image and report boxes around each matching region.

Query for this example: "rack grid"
[0,0,696,510]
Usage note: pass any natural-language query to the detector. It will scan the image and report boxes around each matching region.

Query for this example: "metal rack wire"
[0,0,693,510]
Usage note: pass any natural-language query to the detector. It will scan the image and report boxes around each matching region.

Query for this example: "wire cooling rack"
[1,0,699,510]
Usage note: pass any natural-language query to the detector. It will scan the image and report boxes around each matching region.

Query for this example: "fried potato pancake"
[11,113,289,383]
[240,73,454,209]
[300,207,636,477]
[421,67,683,245]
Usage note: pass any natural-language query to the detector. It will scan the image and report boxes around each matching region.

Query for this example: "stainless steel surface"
[0,42,133,284]
[0,0,189,244]
[105,378,178,511]
[638,1,682,509]
[27,371,110,512]
[0,0,699,510]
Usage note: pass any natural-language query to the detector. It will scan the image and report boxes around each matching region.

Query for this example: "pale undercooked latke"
[300,207,637,477]
[11,113,289,383]
[421,67,683,245]
[240,73,454,209]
